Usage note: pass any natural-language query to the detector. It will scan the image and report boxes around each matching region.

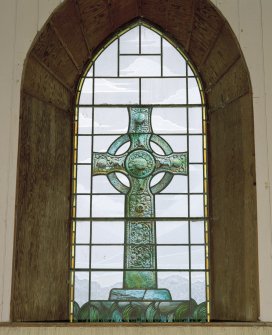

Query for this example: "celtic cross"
[93,107,188,300]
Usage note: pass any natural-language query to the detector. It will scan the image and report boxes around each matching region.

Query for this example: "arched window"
[12,0,259,324]
[71,21,209,323]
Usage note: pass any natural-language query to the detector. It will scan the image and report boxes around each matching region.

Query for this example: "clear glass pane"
[190,195,204,217]
[94,108,128,134]
[76,195,90,218]
[157,221,188,244]
[190,221,205,244]
[77,136,92,164]
[188,77,202,104]
[141,26,161,54]
[191,246,205,270]
[86,65,93,77]
[116,172,130,187]
[116,142,130,155]
[150,142,164,155]
[77,165,91,194]
[78,107,92,134]
[93,135,119,152]
[150,172,165,187]
[189,136,203,163]
[161,175,188,193]
[92,195,124,217]
[92,221,124,244]
[142,78,186,104]
[94,78,139,104]
[79,78,93,105]
[189,108,202,134]
[189,164,203,193]
[187,64,195,76]
[156,195,188,217]
[120,55,161,77]
[91,272,123,300]
[74,271,89,306]
[75,245,89,268]
[157,246,189,269]
[158,272,189,300]
[191,272,206,304]
[163,39,186,76]
[76,221,90,244]
[160,135,187,152]
[91,246,124,269]
[120,27,139,54]
[95,41,118,77]
[92,176,118,193]
[152,108,187,134]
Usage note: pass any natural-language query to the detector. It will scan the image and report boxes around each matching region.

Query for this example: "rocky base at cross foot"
[73,299,207,322]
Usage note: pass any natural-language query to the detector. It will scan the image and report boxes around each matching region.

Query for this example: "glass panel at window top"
[141,26,161,54]
[141,78,186,104]
[120,55,161,77]
[94,78,139,104]
[79,78,93,105]
[163,39,186,76]
[95,41,118,77]
[120,27,139,54]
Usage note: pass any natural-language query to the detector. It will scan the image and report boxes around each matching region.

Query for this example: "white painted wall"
[0,0,271,323]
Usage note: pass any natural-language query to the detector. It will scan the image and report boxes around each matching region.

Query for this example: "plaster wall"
[0,0,271,323]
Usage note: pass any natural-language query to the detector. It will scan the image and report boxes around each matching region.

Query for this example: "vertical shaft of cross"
[124,108,157,289]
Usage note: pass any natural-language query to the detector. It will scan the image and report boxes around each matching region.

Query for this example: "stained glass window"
[70,21,209,323]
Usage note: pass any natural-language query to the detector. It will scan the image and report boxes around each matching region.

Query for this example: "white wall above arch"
[0,0,271,322]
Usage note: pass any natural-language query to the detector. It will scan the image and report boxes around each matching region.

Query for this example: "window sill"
[0,321,272,333]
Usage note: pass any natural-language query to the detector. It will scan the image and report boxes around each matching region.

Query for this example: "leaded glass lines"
[70,21,209,323]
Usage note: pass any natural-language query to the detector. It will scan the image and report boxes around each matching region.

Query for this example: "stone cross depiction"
[93,107,188,301]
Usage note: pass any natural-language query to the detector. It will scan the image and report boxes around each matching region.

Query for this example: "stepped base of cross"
[109,288,172,301]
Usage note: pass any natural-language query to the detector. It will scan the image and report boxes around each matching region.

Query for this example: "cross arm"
[93,152,127,176]
[153,152,188,175]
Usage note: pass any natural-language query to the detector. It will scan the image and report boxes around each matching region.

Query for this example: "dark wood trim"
[75,0,92,56]
[107,0,115,29]
[199,22,226,70]
[49,21,81,73]
[205,54,241,92]
[22,89,71,114]
[208,91,252,114]
[185,0,196,52]
[165,0,171,31]
[137,0,142,17]
[31,53,73,93]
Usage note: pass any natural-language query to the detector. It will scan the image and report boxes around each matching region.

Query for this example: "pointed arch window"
[70,21,209,323]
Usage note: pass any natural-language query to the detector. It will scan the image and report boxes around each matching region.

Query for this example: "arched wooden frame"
[11,0,258,322]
